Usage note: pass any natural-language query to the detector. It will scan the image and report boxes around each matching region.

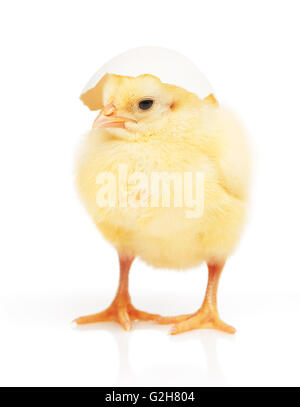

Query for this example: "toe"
[214,319,236,334]
[73,310,112,325]
[156,314,194,325]
[130,307,162,322]
[169,317,202,335]
[118,308,132,331]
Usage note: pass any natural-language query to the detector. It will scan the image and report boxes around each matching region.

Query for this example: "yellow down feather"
[76,74,251,269]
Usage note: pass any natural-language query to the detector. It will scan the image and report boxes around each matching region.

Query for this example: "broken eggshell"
[80,46,214,111]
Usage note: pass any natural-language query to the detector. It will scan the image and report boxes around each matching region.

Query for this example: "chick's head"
[81,74,217,142]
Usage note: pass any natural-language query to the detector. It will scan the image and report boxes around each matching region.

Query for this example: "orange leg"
[74,253,161,330]
[158,262,236,335]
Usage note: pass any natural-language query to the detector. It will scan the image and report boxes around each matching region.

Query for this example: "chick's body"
[75,73,250,333]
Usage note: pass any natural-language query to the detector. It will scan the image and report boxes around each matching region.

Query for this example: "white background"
[0,0,300,387]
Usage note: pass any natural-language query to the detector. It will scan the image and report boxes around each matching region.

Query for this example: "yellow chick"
[75,73,250,335]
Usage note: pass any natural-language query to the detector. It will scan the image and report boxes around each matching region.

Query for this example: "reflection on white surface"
[75,323,229,386]
[1,290,300,386]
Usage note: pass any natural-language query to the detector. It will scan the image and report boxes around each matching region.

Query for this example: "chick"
[74,73,250,334]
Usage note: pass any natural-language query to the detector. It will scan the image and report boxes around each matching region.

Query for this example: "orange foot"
[74,300,162,331]
[157,308,236,335]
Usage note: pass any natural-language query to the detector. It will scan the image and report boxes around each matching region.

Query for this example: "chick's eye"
[138,99,154,110]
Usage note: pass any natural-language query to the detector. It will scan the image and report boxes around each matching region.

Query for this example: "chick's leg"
[74,253,161,330]
[158,262,236,335]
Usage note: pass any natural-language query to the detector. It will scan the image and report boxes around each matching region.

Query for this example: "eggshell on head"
[80,46,214,110]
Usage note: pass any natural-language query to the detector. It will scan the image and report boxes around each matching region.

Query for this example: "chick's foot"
[157,308,235,335]
[158,262,236,335]
[74,254,161,330]
[169,307,235,335]
[74,300,162,331]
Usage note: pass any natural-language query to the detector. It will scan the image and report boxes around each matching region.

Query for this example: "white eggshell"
[81,46,213,100]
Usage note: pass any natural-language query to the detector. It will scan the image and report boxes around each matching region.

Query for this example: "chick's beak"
[92,103,136,129]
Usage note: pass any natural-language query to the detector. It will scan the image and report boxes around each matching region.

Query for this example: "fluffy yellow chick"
[75,73,250,334]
